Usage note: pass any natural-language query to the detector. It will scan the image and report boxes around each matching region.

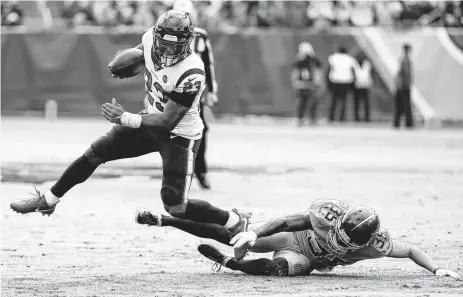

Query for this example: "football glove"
[435,268,460,279]
[230,231,257,249]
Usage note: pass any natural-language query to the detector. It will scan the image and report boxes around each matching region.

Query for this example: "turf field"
[1,117,463,297]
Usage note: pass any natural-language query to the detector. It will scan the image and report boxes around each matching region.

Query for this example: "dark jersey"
[192,27,217,94]
[294,199,393,271]
[293,55,322,82]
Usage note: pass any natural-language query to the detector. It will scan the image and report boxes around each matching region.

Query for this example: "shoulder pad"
[309,199,350,226]
[370,228,393,256]
[144,26,153,34]
[142,27,153,41]
[194,27,208,38]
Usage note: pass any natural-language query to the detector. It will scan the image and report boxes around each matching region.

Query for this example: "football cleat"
[10,187,56,216]
[198,243,233,272]
[227,209,252,260]
[135,208,162,226]
[228,209,252,238]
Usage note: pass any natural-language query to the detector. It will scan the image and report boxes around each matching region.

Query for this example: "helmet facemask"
[153,34,192,67]
[327,215,373,257]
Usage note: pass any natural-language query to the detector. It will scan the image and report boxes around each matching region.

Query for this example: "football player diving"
[10,10,249,239]
[135,199,460,278]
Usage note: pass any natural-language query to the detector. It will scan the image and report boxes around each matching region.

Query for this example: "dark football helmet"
[326,205,380,256]
[152,10,194,67]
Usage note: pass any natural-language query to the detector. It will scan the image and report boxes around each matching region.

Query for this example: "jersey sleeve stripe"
[175,68,206,88]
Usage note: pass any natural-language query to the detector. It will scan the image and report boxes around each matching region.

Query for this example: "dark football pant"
[297,89,317,124]
[329,83,351,122]
[86,125,201,206]
[394,88,414,128]
[354,87,370,122]
[195,102,208,175]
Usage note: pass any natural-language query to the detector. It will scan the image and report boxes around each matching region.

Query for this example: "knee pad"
[161,186,185,207]
[164,203,188,218]
[84,146,105,166]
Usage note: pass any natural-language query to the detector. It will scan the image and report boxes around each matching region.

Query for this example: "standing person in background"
[393,43,414,129]
[173,0,218,189]
[327,46,356,122]
[353,52,372,122]
[291,42,322,126]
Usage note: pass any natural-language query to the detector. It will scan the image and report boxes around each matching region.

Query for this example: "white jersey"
[142,27,205,140]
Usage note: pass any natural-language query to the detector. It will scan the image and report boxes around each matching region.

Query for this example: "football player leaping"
[10,10,249,238]
[135,199,460,278]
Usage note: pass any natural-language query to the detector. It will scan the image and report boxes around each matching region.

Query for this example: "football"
[108,48,145,78]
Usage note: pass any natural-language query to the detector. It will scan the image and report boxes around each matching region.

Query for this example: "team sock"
[50,155,98,198]
[184,199,230,225]
[224,211,240,229]
[162,216,231,245]
[44,190,60,206]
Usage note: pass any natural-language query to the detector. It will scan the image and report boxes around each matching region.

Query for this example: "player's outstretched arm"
[388,239,460,279]
[101,97,189,131]
[140,100,189,131]
[230,212,312,249]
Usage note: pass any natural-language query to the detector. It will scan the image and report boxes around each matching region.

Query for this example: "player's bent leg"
[136,208,232,245]
[232,223,298,261]
[10,153,98,216]
[272,250,313,276]
[248,223,298,253]
[11,126,157,216]
[160,177,250,238]
[198,243,290,276]
[159,139,251,230]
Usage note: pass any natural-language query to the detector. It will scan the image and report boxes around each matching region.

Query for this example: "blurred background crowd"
[2,0,463,29]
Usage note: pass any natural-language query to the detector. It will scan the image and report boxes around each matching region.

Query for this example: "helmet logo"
[163,75,167,83]
[167,17,182,30]
[163,34,178,42]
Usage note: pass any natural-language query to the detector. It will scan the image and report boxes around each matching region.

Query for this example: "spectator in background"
[459,1,463,26]
[394,43,414,129]
[327,46,356,122]
[442,0,462,27]
[61,0,95,27]
[117,1,137,26]
[331,0,351,27]
[353,52,372,122]
[92,1,118,27]
[1,1,24,26]
[132,1,155,28]
[292,42,322,126]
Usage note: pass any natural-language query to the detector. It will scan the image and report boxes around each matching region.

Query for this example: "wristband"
[120,112,142,128]
[433,267,440,274]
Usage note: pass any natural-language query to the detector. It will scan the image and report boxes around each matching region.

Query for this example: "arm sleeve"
[199,33,218,94]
